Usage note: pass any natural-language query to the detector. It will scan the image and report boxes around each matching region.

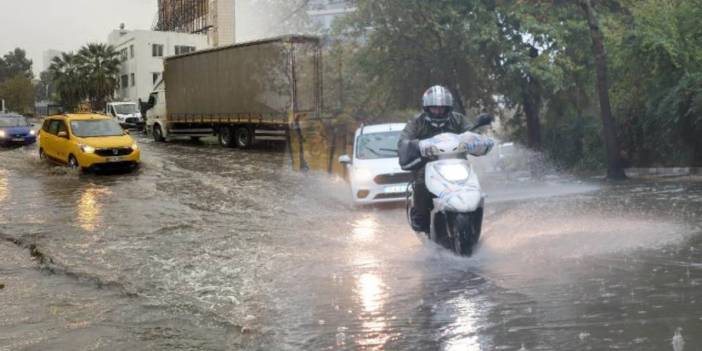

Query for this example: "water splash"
[672,327,685,351]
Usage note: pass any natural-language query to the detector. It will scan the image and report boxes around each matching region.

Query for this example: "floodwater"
[1,136,701,351]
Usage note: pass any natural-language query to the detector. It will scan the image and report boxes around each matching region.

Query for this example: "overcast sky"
[0,0,157,76]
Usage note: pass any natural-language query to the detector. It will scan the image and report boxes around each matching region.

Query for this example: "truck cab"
[144,80,168,141]
[105,101,144,130]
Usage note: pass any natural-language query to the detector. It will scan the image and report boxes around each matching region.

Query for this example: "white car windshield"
[70,120,124,137]
[355,131,400,159]
[113,104,138,114]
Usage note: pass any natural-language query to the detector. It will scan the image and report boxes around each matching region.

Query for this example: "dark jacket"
[398,111,474,182]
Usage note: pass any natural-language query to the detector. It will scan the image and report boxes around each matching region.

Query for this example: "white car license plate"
[12,138,24,142]
[384,185,407,194]
[106,156,124,162]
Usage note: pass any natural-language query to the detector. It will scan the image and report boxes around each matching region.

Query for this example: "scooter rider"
[398,85,487,233]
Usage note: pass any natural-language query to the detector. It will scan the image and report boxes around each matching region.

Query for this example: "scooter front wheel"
[449,209,483,256]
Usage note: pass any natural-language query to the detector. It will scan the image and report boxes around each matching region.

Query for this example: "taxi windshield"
[70,120,124,137]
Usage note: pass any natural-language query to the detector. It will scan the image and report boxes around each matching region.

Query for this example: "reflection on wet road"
[0,138,701,350]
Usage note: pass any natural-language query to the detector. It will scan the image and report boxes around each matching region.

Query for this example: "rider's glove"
[418,140,439,158]
[459,131,495,156]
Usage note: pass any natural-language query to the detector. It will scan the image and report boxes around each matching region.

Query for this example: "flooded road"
[1,137,701,350]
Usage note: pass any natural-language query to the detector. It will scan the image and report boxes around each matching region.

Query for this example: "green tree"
[76,43,120,111]
[48,52,84,112]
[0,48,33,81]
[340,0,500,116]
[580,0,626,179]
[0,75,35,115]
[609,0,702,166]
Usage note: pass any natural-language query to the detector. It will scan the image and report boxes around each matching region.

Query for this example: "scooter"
[406,115,494,256]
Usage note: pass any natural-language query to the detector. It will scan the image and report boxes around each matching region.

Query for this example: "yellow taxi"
[38,113,140,171]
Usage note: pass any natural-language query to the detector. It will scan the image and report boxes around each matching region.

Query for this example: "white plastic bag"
[458,131,494,156]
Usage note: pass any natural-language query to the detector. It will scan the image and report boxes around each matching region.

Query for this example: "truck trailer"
[144,35,321,149]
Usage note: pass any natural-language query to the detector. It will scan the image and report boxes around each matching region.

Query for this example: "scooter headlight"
[436,163,470,182]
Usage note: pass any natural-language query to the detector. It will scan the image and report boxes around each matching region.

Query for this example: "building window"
[152,44,164,57]
[152,72,161,85]
[175,46,196,55]
[130,73,135,87]
[129,45,134,58]
[120,48,128,62]
[121,74,129,89]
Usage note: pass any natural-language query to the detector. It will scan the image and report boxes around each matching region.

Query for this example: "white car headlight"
[436,163,470,182]
[79,144,95,154]
[353,168,373,183]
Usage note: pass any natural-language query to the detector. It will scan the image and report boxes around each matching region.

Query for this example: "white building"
[107,27,208,102]
[208,0,236,47]
[306,0,355,32]
[42,49,61,71]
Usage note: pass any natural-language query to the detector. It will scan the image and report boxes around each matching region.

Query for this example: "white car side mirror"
[338,154,351,164]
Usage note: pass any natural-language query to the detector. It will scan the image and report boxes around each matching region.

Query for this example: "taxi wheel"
[68,155,80,169]
[39,148,46,161]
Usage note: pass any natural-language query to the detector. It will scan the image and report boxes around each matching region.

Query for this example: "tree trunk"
[581,0,626,180]
[522,79,542,150]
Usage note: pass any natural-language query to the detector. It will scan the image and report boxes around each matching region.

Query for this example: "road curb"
[625,167,702,177]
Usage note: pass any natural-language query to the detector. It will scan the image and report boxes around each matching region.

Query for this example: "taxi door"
[54,121,72,162]
[41,119,61,159]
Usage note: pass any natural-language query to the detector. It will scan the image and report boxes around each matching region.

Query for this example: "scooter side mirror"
[338,154,351,165]
[471,114,494,131]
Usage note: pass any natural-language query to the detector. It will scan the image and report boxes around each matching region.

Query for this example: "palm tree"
[76,43,120,111]
[48,52,84,112]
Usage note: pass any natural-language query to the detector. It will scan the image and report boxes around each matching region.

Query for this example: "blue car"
[0,113,37,146]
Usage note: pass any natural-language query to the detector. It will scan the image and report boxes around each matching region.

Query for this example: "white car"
[339,123,412,205]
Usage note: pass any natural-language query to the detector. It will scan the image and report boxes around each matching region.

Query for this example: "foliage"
[48,52,85,112]
[334,0,702,169]
[0,75,35,115]
[609,0,702,166]
[48,43,121,112]
[339,0,501,116]
[0,48,33,82]
[76,43,121,111]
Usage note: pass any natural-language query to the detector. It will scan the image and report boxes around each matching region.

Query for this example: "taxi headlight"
[131,143,138,150]
[436,163,470,182]
[79,144,95,154]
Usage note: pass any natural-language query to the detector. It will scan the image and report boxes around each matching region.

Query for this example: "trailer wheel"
[153,124,165,142]
[218,126,234,147]
[234,127,253,148]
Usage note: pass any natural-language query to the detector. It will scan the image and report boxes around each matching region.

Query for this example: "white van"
[105,102,143,129]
